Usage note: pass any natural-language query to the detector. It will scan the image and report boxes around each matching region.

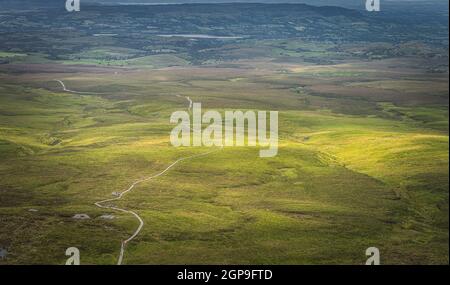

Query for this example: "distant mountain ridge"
[1,0,356,9]
[1,0,447,10]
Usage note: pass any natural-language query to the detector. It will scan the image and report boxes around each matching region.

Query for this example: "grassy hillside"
[0,2,448,265]
[0,57,447,264]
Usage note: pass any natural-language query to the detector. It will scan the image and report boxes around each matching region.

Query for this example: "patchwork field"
[0,56,448,264]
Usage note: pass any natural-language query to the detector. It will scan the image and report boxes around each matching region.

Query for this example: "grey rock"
[99,214,115,220]
[72,214,91,220]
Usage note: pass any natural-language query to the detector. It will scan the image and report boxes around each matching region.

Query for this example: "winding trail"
[54,79,105,95]
[54,79,213,264]
[94,150,217,265]
[176,94,193,111]
[93,94,216,265]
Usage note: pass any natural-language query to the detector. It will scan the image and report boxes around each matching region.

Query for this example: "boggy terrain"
[0,2,448,264]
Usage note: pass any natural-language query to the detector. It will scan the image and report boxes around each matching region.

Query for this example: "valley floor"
[0,57,448,264]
